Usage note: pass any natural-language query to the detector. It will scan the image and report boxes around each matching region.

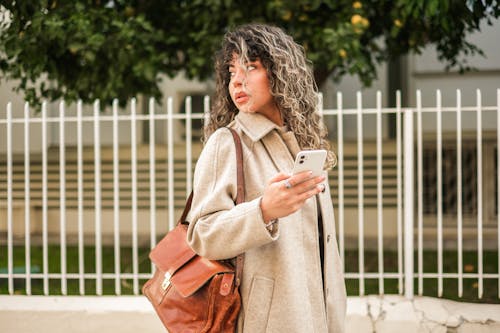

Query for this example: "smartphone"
[291,149,327,177]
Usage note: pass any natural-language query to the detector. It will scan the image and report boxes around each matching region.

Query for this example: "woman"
[186,23,346,333]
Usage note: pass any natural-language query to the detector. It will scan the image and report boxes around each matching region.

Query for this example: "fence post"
[404,108,414,299]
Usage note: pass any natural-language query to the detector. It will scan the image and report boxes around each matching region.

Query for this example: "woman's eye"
[246,65,256,71]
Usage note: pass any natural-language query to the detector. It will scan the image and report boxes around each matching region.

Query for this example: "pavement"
[1,295,500,332]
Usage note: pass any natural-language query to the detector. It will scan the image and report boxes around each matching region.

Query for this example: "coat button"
[327,234,331,243]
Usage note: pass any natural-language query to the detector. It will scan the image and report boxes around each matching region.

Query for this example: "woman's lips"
[234,92,249,104]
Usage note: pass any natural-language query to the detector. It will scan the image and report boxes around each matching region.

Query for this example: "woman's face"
[228,53,282,125]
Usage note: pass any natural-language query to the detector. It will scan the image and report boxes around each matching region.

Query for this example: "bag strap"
[178,192,194,225]
[227,128,245,205]
[227,128,245,288]
[177,127,245,287]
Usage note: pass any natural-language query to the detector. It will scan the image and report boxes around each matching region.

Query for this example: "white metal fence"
[1,89,499,302]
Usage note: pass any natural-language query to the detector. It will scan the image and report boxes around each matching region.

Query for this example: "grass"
[0,245,151,296]
[1,245,498,303]
[343,250,499,303]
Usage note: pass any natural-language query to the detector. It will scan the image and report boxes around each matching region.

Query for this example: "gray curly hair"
[205,23,336,169]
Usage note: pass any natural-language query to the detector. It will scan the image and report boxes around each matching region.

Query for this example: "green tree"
[0,0,499,107]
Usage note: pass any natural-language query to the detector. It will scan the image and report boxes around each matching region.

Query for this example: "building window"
[422,145,477,216]
[179,93,206,141]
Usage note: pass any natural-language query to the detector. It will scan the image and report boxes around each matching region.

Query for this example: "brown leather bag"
[142,128,245,333]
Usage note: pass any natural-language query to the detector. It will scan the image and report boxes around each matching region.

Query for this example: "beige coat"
[186,112,346,333]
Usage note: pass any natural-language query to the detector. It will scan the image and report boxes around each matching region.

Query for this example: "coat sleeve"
[186,128,278,260]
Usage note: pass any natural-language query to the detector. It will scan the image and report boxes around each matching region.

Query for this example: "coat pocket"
[243,276,275,333]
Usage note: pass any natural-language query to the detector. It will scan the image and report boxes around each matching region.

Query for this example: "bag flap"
[149,224,196,274]
[171,255,234,297]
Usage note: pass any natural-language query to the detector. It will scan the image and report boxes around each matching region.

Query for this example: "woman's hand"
[260,171,326,223]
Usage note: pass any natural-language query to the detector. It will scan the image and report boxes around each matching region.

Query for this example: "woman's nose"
[231,70,245,87]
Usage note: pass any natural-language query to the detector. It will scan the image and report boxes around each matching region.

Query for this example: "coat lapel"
[235,112,299,174]
[261,130,295,173]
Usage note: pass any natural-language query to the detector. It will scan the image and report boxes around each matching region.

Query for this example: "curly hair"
[205,23,336,169]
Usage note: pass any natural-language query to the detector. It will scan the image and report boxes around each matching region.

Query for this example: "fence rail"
[1,89,499,302]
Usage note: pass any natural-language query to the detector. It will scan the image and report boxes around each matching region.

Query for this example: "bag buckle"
[161,272,172,290]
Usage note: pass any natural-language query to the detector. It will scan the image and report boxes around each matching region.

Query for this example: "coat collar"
[235,112,281,142]
[235,112,301,172]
